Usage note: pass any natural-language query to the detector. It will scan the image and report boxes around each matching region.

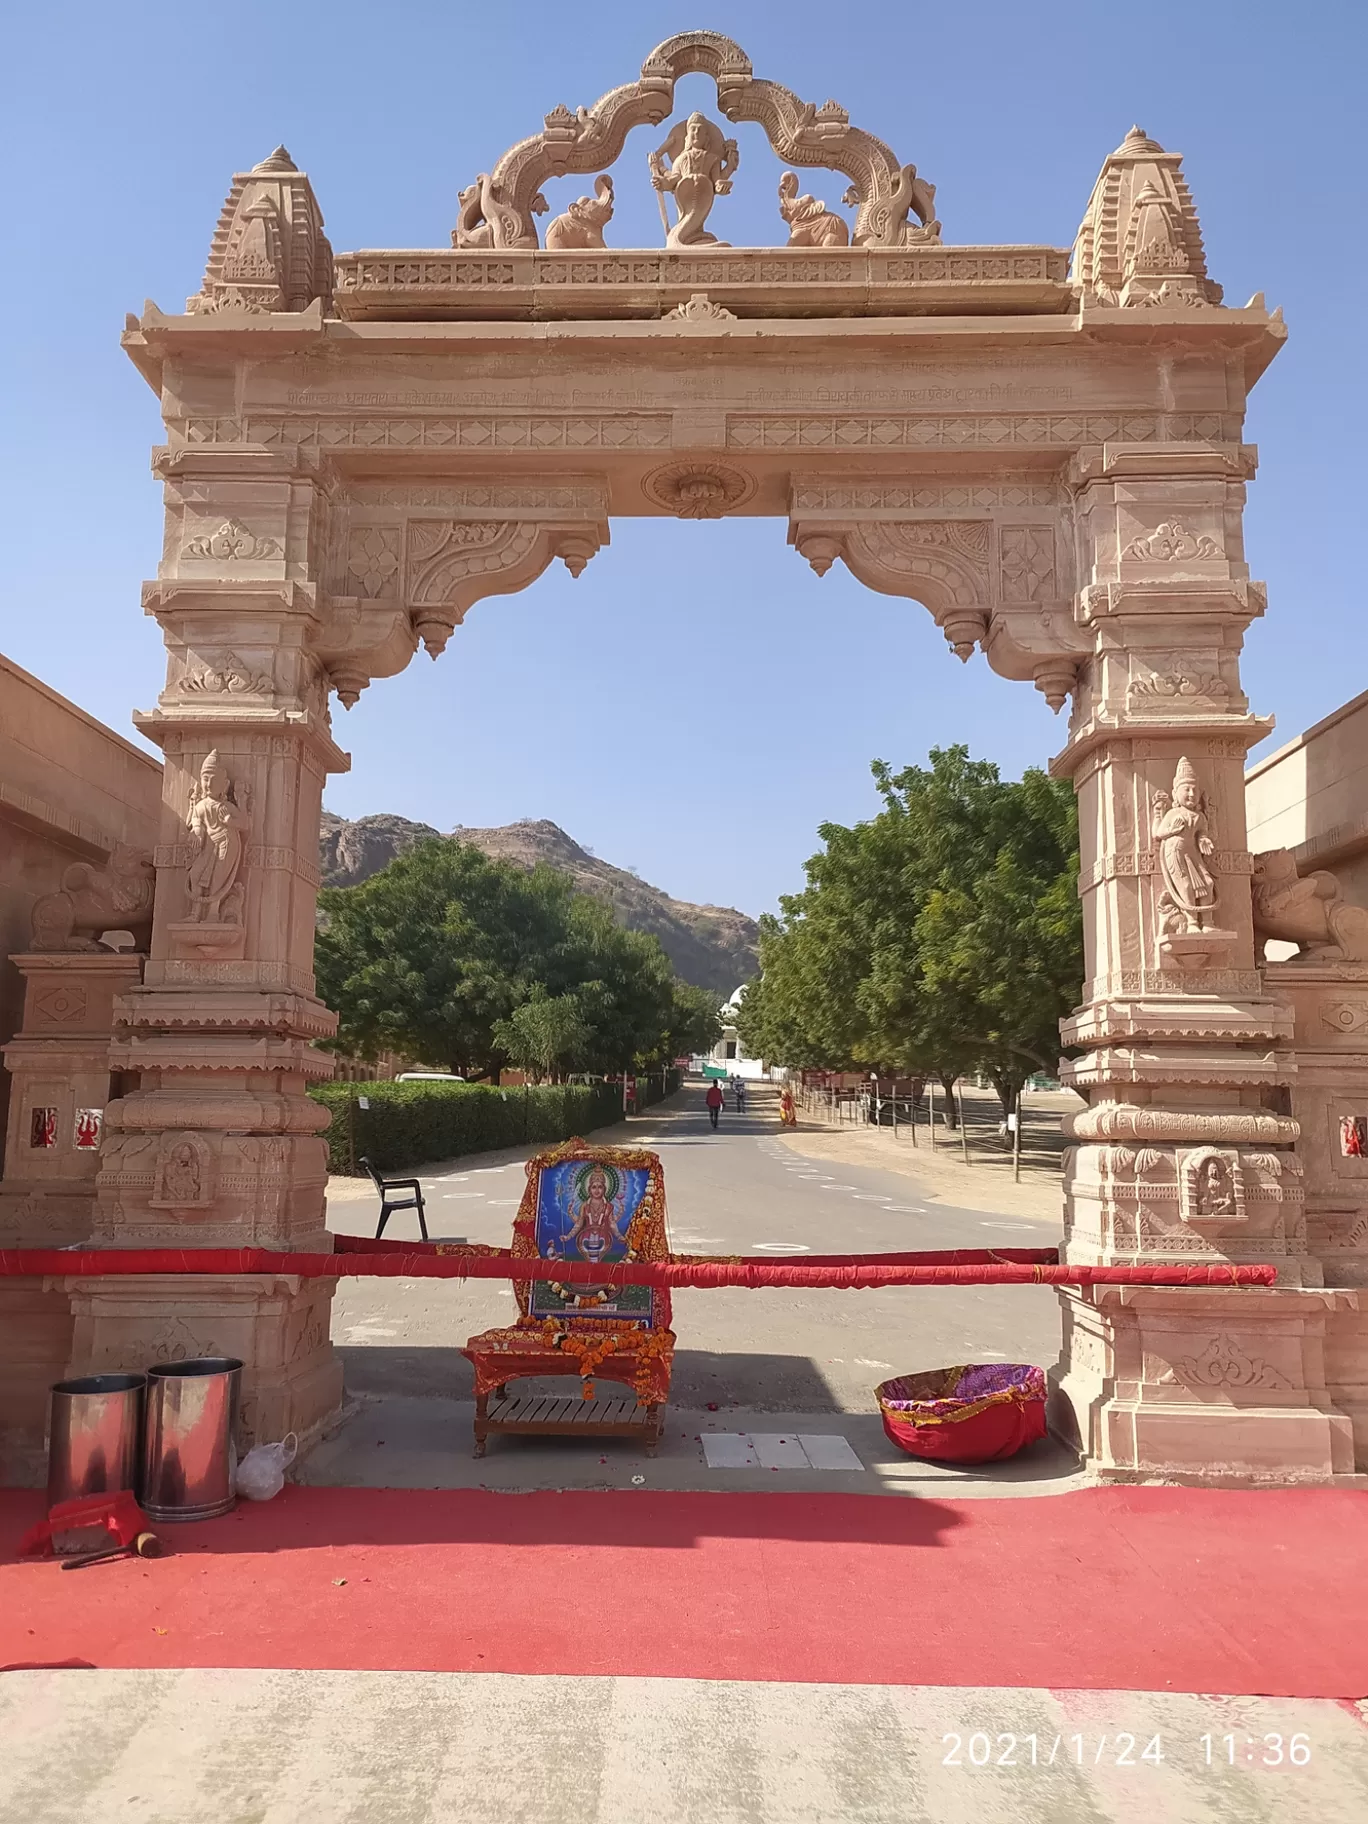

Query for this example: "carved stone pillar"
[1048,442,1360,1483]
[81,446,352,1449]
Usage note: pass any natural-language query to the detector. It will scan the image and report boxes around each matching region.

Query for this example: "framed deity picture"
[527,1153,655,1322]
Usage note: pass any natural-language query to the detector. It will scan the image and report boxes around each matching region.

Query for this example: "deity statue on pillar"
[185,750,250,925]
[1151,755,1217,935]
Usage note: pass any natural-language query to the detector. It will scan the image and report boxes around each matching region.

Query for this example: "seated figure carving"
[1252,848,1368,961]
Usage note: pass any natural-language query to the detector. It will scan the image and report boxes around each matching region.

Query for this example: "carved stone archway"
[30,33,1359,1483]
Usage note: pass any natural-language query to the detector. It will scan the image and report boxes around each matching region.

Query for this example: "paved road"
[327,1085,1064,1414]
[5,1669,1365,1824]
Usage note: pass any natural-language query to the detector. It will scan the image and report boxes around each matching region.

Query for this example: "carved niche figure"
[30,843,155,952]
[452,174,547,250]
[1251,849,1368,962]
[150,1132,213,1210]
[1178,1146,1246,1225]
[649,113,739,248]
[1151,756,1217,935]
[777,172,849,247]
[186,750,251,925]
[545,175,614,250]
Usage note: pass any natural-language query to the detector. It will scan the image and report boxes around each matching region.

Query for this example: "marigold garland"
[539,1318,674,1402]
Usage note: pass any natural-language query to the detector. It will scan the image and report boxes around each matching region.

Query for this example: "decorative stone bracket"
[788,489,1085,709]
[316,488,610,701]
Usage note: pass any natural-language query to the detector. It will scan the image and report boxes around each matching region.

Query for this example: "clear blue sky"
[2,2,1362,917]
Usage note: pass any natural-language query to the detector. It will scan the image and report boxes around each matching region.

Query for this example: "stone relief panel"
[346,527,402,598]
[1176,1147,1247,1226]
[998,525,1056,602]
[178,651,274,696]
[1160,1334,1292,1391]
[1121,519,1222,563]
[149,1132,214,1211]
[183,518,283,562]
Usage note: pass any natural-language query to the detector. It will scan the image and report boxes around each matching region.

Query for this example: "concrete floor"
[2,1669,1364,1824]
[317,1087,1068,1492]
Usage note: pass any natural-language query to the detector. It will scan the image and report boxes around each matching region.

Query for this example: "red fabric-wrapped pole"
[333,1236,1063,1268]
[0,1247,1278,1289]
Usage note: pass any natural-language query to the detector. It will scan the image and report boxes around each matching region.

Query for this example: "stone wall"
[0,654,162,1173]
[1247,689,1368,907]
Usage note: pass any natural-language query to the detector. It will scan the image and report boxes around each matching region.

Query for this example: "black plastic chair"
[361,1156,429,1241]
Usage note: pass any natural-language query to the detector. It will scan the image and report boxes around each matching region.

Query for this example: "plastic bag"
[234,1432,298,1502]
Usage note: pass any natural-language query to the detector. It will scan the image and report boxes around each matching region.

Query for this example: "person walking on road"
[733,1076,746,1113]
[705,1079,725,1130]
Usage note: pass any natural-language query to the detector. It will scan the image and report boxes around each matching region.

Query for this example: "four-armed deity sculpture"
[648,112,740,248]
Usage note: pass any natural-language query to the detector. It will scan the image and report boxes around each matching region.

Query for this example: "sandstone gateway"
[3,31,1364,1485]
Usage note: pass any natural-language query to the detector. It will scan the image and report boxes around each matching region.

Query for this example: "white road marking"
[855,1357,894,1370]
[752,1241,810,1254]
[978,1222,1040,1232]
[852,1194,892,1202]
[487,1199,519,1206]
[443,1193,483,1199]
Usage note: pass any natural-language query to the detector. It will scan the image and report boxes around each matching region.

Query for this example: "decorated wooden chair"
[462,1137,674,1456]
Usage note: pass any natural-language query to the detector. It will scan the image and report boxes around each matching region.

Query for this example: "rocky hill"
[319,811,758,995]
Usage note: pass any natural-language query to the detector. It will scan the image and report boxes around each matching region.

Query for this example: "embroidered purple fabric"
[879,1362,1046,1415]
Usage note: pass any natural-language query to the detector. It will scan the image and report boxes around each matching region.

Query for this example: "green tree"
[655,980,725,1064]
[315,837,689,1080]
[492,992,589,1082]
[736,747,1082,1112]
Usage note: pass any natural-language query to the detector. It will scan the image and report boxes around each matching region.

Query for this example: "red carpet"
[3,1485,1366,1698]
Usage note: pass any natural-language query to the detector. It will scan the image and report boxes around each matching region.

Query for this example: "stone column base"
[1050,1284,1364,1486]
[0,1280,75,1487]
[63,1273,342,1456]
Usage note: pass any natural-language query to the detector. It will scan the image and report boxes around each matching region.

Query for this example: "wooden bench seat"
[474,1390,662,1456]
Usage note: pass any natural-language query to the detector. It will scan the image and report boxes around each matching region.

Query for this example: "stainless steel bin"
[47,1372,147,1509]
[140,1356,243,1522]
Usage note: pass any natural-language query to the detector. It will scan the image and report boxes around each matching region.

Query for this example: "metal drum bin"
[140,1357,243,1522]
[47,1372,147,1510]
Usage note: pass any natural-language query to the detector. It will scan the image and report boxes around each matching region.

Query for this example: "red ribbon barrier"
[0,1247,1278,1289]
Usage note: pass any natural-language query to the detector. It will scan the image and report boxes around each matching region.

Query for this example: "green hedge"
[310,1077,663,1175]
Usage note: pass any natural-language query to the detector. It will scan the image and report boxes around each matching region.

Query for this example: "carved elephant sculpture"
[30,845,155,953]
[1251,848,1368,961]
